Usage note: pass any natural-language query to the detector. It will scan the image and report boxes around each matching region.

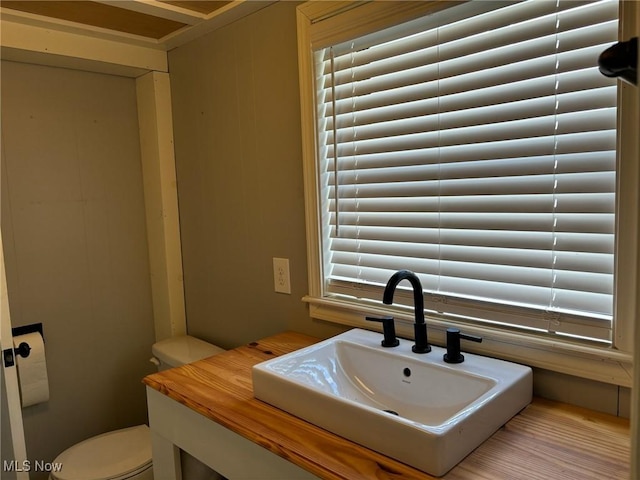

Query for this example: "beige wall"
[1,61,156,476]
[169,1,345,348]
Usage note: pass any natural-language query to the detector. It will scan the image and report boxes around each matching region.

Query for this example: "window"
[298,0,637,384]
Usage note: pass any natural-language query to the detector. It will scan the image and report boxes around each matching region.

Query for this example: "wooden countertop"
[143,332,630,479]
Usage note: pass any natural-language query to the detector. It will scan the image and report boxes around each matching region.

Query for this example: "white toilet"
[49,335,225,480]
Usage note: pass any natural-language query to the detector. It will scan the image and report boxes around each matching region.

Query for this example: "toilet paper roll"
[13,332,49,408]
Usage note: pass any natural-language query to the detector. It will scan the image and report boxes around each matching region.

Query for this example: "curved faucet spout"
[383,270,430,353]
[383,270,425,324]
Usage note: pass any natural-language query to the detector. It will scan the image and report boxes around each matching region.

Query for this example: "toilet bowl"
[50,336,225,480]
[49,425,153,480]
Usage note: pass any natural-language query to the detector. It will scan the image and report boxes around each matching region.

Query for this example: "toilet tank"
[151,335,225,371]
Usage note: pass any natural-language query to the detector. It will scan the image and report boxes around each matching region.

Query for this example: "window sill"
[303,295,633,387]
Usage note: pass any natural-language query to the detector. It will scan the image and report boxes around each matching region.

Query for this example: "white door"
[1,230,29,480]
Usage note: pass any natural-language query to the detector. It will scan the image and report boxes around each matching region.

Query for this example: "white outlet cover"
[273,257,291,294]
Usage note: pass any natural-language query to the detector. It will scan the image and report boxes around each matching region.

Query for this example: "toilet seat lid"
[52,425,152,480]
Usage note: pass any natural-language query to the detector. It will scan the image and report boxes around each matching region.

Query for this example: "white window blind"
[315,0,619,343]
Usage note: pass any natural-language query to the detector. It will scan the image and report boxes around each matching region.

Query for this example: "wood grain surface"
[144,332,630,479]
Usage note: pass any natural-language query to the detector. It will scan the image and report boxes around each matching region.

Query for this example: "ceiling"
[0,0,272,50]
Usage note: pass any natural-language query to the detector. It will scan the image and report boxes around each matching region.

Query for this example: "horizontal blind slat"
[329,226,614,254]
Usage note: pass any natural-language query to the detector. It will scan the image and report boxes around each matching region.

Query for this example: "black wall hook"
[598,37,637,86]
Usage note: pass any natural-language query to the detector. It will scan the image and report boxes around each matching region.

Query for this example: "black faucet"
[383,270,431,354]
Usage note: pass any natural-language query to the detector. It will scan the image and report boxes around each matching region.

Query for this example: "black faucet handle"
[365,316,400,347]
[443,327,482,364]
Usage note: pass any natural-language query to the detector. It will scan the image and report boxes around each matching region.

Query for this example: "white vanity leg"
[151,430,182,480]
[146,386,318,479]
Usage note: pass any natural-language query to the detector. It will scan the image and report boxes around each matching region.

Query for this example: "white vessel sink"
[252,328,532,476]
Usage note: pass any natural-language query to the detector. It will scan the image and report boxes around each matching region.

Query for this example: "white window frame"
[297,0,638,386]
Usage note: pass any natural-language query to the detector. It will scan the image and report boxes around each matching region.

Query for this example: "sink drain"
[383,409,399,416]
